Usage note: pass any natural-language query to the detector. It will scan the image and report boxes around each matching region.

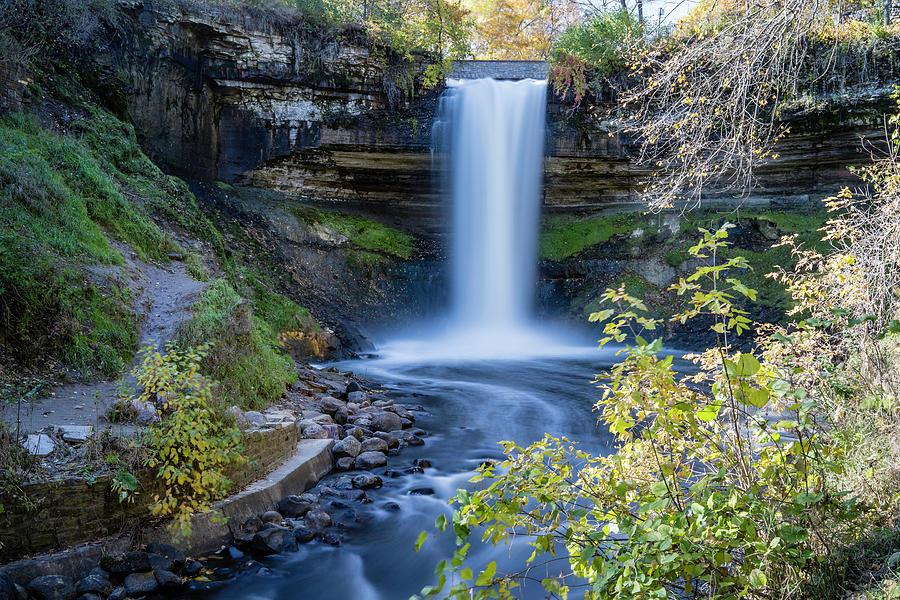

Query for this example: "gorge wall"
[100,2,900,337]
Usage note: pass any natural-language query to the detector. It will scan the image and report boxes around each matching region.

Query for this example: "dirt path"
[2,258,208,435]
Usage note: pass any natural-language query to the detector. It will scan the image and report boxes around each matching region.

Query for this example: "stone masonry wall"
[0,423,302,562]
[448,60,549,80]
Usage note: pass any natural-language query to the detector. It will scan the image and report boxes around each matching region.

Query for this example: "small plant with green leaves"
[414,224,868,600]
[134,344,244,539]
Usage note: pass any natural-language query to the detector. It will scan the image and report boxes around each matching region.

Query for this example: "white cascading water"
[444,78,547,331]
[380,77,590,361]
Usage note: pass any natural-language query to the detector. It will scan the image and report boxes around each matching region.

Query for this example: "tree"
[466,0,583,59]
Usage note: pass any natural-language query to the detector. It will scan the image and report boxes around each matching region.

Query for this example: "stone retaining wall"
[448,60,549,80]
[0,423,302,562]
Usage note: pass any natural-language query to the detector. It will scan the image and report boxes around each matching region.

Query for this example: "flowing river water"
[211,77,665,598]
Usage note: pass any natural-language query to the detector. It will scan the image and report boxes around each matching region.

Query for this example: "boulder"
[304,510,332,530]
[250,525,297,555]
[332,437,361,459]
[277,495,312,518]
[145,542,186,569]
[346,381,361,394]
[123,572,157,596]
[226,405,249,427]
[107,588,126,600]
[333,406,349,425]
[301,423,328,439]
[335,456,354,471]
[27,576,75,600]
[373,431,400,449]
[408,487,436,496]
[154,570,183,589]
[293,526,316,543]
[0,575,16,600]
[182,560,202,576]
[360,437,389,454]
[347,391,366,404]
[351,473,382,489]
[345,427,365,441]
[74,573,110,596]
[58,425,92,444]
[261,510,283,524]
[318,396,344,416]
[370,411,402,433]
[23,434,54,457]
[319,531,343,546]
[148,553,173,572]
[321,424,343,440]
[241,515,264,534]
[243,411,265,427]
[103,551,151,575]
[354,451,387,470]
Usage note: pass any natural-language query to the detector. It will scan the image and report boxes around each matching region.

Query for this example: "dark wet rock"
[336,456,355,471]
[346,489,369,502]
[352,473,382,489]
[107,587,126,600]
[346,381,361,394]
[277,495,313,518]
[382,469,404,478]
[319,531,343,546]
[145,542,185,568]
[213,567,234,578]
[103,551,151,575]
[77,594,101,600]
[388,448,401,456]
[373,431,400,449]
[182,560,202,576]
[409,487,436,496]
[261,510,284,524]
[370,411,402,433]
[123,572,157,596]
[414,458,433,468]
[382,501,401,511]
[360,437,389,454]
[251,525,297,555]
[407,435,425,447]
[305,509,332,530]
[355,451,387,470]
[74,573,110,596]
[26,576,75,600]
[241,515,264,534]
[225,546,244,560]
[298,492,318,503]
[332,436,361,459]
[405,465,425,475]
[154,569,183,590]
[301,423,328,439]
[401,418,414,428]
[333,476,355,490]
[412,428,427,437]
[293,526,316,543]
[319,396,344,415]
[148,553,173,573]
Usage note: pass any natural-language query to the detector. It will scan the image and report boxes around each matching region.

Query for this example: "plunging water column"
[444,78,547,333]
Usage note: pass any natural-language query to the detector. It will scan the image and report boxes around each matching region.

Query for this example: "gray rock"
[301,423,328,439]
[77,594,101,600]
[409,487,436,496]
[241,515,264,534]
[243,411,265,427]
[0,575,15,600]
[354,451,387,470]
[123,572,158,596]
[58,425,92,444]
[345,427,365,441]
[107,587,126,600]
[347,391,366,404]
[333,406,349,425]
[226,405,249,427]
[370,411,402,433]
[319,531,343,546]
[145,542,185,568]
[360,437,389,454]
[25,575,75,600]
[318,396,344,415]
[251,525,296,555]
[104,551,151,575]
[23,434,54,457]
[182,560,202,576]
[304,509,332,530]
[332,436,361,459]
[293,526,316,543]
[74,573,110,596]
[335,456,355,471]
[346,381,361,394]
[373,431,400,448]
[298,492,318,503]
[277,495,312,518]
[408,435,425,447]
[401,418,414,428]
[261,510,283,524]
[322,423,343,440]
[148,553,173,572]
[352,473,382,489]
[154,570,182,589]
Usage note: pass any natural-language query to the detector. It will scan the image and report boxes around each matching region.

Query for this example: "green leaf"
[460,568,473,581]
[415,530,427,552]
[736,353,761,377]
[476,562,497,586]
[749,568,768,588]
[697,401,722,421]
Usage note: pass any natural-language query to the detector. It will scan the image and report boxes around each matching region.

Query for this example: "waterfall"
[437,78,548,335]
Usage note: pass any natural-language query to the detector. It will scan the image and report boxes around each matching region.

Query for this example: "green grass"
[178,279,302,411]
[292,207,415,259]
[539,213,652,261]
